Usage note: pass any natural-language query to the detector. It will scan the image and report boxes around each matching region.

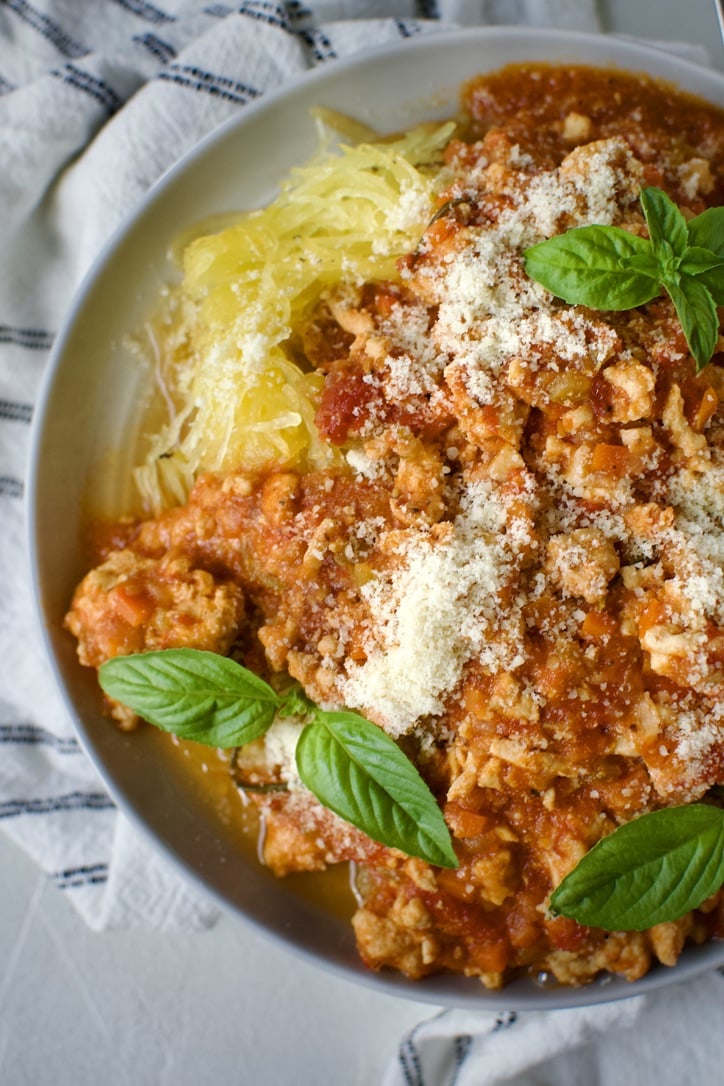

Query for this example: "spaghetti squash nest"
[132,120,456,514]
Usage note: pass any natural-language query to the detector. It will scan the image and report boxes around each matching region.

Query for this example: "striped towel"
[0,0,600,931]
[383,969,724,1086]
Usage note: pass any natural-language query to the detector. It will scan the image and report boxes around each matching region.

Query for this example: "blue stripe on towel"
[0,325,54,349]
[0,724,81,753]
[52,862,110,889]
[132,31,177,64]
[297,27,337,62]
[106,0,176,24]
[1,0,87,59]
[450,1035,473,1085]
[0,399,33,423]
[0,791,115,819]
[0,476,23,499]
[158,63,260,104]
[52,63,123,114]
[237,0,289,30]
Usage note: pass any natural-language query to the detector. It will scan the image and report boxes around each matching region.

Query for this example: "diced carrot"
[637,599,666,636]
[589,443,631,477]
[694,387,718,431]
[445,805,491,839]
[580,610,617,639]
[111,585,155,627]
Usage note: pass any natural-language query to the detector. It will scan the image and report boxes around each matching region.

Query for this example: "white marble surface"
[3,6,723,1086]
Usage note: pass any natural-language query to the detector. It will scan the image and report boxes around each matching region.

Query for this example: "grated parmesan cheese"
[414,144,632,414]
[340,480,531,736]
[261,717,306,788]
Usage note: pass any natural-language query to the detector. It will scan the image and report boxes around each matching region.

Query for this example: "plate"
[28,27,724,1009]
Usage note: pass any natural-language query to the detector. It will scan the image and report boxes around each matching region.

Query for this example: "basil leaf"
[640,186,688,258]
[277,684,315,719]
[664,274,720,372]
[523,227,661,309]
[678,245,724,277]
[550,805,724,930]
[99,649,280,747]
[625,249,663,278]
[687,206,724,258]
[522,188,721,373]
[682,261,724,306]
[296,710,458,868]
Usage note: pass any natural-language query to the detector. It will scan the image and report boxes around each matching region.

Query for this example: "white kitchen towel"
[3,5,724,1086]
[383,969,724,1086]
[0,0,603,930]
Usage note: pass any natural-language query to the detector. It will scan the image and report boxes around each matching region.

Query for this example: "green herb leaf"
[682,259,724,305]
[295,710,458,868]
[523,186,723,371]
[687,205,724,258]
[678,245,724,278]
[523,226,661,310]
[277,684,315,720]
[664,274,720,373]
[550,805,724,930]
[625,249,664,278]
[98,648,280,747]
[640,186,688,259]
[99,650,459,867]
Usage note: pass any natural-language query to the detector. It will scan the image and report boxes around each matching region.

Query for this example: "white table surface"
[0,831,432,1084]
[3,5,723,1086]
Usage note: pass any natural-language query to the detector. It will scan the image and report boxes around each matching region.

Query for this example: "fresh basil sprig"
[524,187,724,372]
[550,804,724,930]
[98,649,286,748]
[296,710,459,869]
[98,648,458,869]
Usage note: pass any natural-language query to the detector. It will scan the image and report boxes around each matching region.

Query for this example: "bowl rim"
[27,25,724,1010]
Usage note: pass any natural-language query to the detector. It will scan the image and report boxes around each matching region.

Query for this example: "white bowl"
[28,27,724,1009]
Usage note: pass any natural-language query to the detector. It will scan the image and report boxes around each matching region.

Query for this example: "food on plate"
[65,63,724,989]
